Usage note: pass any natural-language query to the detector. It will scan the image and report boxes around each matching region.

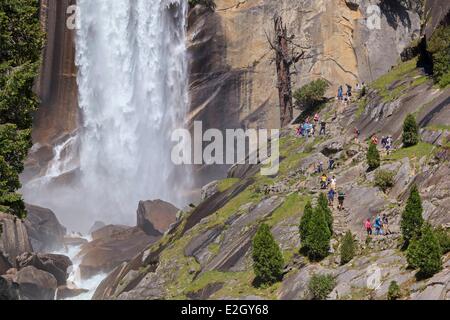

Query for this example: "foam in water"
[22,0,192,232]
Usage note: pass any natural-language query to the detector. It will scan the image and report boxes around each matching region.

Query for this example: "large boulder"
[16,266,57,300]
[77,226,159,279]
[0,212,33,267]
[91,224,129,240]
[0,275,19,300]
[56,285,88,300]
[24,204,66,252]
[89,221,106,234]
[16,252,72,286]
[136,200,178,236]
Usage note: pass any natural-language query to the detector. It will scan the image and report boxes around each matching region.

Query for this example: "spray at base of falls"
[22,0,192,233]
[52,235,107,300]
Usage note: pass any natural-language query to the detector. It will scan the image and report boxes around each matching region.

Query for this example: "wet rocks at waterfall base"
[24,204,66,253]
[16,252,72,286]
[76,199,178,280]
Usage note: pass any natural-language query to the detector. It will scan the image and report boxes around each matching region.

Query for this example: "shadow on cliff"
[187,5,263,187]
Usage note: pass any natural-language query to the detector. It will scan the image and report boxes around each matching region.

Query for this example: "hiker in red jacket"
[364,218,372,235]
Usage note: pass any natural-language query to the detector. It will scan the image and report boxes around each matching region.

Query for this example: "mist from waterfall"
[22,0,192,232]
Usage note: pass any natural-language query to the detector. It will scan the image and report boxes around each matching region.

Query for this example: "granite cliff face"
[187,0,421,132]
[25,0,423,183]
[23,0,79,182]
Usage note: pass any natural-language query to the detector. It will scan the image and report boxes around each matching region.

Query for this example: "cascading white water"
[23,0,192,232]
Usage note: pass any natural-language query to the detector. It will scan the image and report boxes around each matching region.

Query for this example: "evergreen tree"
[317,193,333,234]
[299,201,313,244]
[402,114,419,147]
[0,0,43,218]
[252,223,284,285]
[340,231,356,265]
[367,142,380,170]
[387,281,401,300]
[304,206,331,261]
[407,223,442,278]
[401,185,424,246]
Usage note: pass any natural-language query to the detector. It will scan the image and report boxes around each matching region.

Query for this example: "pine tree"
[317,193,333,234]
[304,206,331,261]
[407,223,442,278]
[402,114,419,147]
[387,281,401,300]
[340,231,356,265]
[252,223,285,285]
[299,201,313,244]
[367,142,380,170]
[401,185,424,247]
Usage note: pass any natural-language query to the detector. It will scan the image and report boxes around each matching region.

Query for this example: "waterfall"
[22,0,192,232]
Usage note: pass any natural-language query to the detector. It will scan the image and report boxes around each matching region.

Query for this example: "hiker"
[302,122,309,137]
[320,121,326,135]
[364,218,372,235]
[330,176,337,191]
[296,125,302,136]
[337,190,345,210]
[371,135,378,145]
[346,84,352,97]
[316,161,323,173]
[328,188,336,207]
[381,136,387,148]
[328,158,335,170]
[320,174,328,189]
[385,136,392,155]
[314,113,320,125]
[354,127,360,142]
[374,215,383,235]
[382,214,391,235]
[337,85,343,100]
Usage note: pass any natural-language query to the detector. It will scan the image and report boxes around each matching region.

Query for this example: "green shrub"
[367,142,380,170]
[299,201,313,243]
[252,223,284,285]
[374,169,395,192]
[387,281,401,300]
[401,185,424,246]
[308,274,336,300]
[427,25,450,88]
[304,206,331,261]
[340,231,356,265]
[407,223,442,278]
[293,79,329,111]
[402,114,419,147]
[434,227,450,254]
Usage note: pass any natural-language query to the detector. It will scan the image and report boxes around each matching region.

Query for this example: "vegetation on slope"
[0,0,43,218]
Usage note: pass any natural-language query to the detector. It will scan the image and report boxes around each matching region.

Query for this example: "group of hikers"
[318,171,346,211]
[296,113,327,137]
[337,82,366,106]
[364,214,391,236]
[370,134,394,154]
